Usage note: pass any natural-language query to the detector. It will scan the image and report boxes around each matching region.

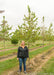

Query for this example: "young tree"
[18,25,24,42]
[22,5,40,48]
[11,23,25,46]
[40,16,46,47]
[46,23,54,44]
[0,16,12,48]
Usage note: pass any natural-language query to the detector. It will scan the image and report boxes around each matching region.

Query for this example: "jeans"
[19,58,27,72]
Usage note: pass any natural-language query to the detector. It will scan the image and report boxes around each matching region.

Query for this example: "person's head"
[21,40,25,46]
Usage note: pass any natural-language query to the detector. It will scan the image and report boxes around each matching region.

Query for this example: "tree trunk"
[28,42,29,49]
[43,39,44,47]
[4,40,5,49]
[27,41,31,65]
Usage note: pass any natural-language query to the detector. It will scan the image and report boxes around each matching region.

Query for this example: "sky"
[0,0,54,33]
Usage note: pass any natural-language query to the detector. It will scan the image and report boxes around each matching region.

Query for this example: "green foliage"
[27,5,31,13]
[11,34,18,45]
[45,23,54,41]
[0,16,12,48]
[22,5,40,45]
[40,17,54,41]
[40,16,46,41]
[13,5,40,47]
[0,16,12,40]
[43,16,44,22]
[11,6,54,45]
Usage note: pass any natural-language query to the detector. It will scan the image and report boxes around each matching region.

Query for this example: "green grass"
[0,49,17,57]
[0,44,54,75]
[0,44,40,50]
[0,45,43,57]
[38,56,54,75]
[0,45,18,50]
[0,58,18,75]
[29,44,54,58]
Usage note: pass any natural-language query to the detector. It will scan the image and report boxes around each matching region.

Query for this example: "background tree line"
[0,5,54,48]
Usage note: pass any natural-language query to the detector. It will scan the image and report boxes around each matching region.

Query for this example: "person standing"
[17,40,29,74]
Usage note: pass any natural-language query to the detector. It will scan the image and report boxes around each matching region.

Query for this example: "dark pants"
[19,58,27,72]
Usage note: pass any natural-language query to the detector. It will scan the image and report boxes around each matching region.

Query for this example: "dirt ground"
[2,47,54,75]
[0,46,44,62]
[0,45,44,52]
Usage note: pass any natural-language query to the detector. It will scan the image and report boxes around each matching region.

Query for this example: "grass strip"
[29,44,54,58]
[38,56,54,75]
[0,45,43,57]
[0,44,54,75]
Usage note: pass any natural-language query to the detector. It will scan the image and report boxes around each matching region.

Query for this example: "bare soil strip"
[0,46,43,62]
[0,45,43,52]
[0,47,17,52]
[4,47,54,75]
[28,48,54,75]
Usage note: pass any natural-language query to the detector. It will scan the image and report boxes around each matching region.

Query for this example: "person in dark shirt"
[17,40,29,74]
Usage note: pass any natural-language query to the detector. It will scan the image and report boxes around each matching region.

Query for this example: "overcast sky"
[0,0,54,32]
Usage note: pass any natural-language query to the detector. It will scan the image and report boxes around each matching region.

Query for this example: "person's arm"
[17,47,20,59]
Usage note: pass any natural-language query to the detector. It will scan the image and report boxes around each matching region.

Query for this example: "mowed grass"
[38,56,54,75]
[0,44,42,50]
[0,45,18,50]
[0,44,54,75]
[0,57,18,75]
[0,49,17,57]
[29,44,54,58]
[0,44,45,57]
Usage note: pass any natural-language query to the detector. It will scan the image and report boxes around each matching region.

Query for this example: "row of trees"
[11,6,54,47]
[0,6,54,48]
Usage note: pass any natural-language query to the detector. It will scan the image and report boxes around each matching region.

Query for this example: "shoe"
[24,71,27,74]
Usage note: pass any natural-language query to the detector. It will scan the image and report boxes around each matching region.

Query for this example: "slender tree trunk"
[27,41,30,63]
[4,40,5,49]
[28,41,29,49]
[49,41,50,45]
[42,34,44,47]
